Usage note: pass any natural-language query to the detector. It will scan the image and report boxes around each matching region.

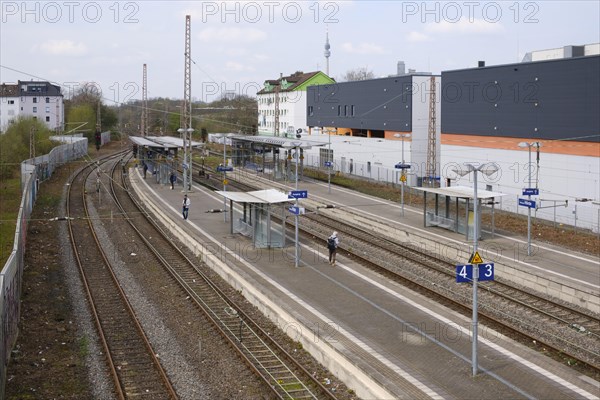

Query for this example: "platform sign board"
[288,190,308,199]
[456,263,495,282]
[478,263,495,282]
[518,198,536,208]
[456,264,473,283]
[216,165,233,172]
[288,206,305,215]
[324,161,333,167]
[522,188,539,196]
[394,163,411,169]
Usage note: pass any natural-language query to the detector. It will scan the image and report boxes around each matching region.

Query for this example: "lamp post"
[394,133,411,216]
[453,162,499,376]
[215,133,234,221]
[282,141,311,268]
[517,141,542,256]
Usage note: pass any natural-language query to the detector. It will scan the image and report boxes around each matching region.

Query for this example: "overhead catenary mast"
[181,14,192,192]
[141,63,148,136]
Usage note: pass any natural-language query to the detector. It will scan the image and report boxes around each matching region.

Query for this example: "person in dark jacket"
[170,171,176,189]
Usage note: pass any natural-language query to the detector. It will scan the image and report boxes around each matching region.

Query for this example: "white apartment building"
[0,81,64,133]
[257,71,334,137]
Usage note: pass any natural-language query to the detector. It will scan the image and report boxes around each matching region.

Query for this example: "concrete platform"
[130,166,600,400]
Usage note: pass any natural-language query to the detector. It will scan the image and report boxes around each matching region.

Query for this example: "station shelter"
[224,135,326,182]
[413,185,506,240]
[130,136,203,186]
[216,189,292,248]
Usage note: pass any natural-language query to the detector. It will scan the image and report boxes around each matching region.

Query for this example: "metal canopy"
[227,135,327,148]
[216,188,291,204]
[146,135,203,149]
[129,136,168,147]
[413,185,506,200]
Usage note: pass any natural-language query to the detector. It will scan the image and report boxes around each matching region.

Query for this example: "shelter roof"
[216,189,291,204]
[413,185,506,200]
[129,136,168,147]
[146,135,203,148]
[229,135,326,148]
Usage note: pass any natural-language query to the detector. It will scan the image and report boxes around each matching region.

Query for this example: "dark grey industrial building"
[306,75,418,136]
[441,55,600,142]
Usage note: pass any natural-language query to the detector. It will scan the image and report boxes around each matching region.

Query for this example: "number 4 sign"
[456,263,495,283]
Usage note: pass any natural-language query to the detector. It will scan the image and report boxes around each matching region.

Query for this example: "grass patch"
[35,192,61,209]
[78,335,89,357]
[0,177,22,266]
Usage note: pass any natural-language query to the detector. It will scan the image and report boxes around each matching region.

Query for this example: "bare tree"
[341,67,375,82]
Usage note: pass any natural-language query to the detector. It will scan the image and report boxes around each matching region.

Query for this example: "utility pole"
[426,76,437,187]
[141,63,148,136]
[180,15,193,192]
[274,73,281,136]
[29,126,36,161]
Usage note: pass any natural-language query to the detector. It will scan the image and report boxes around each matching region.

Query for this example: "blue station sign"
[522,188,539,196]
[289,190,308,199]
[216,165,234,172]
[394,163,411,169]
[518,198,536,208]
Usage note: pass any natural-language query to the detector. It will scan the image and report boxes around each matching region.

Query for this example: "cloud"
[198,27,267,43]
[341,42,385,55]
[425,17,504,34]
[38,40,87,56]
[406,31,430,42]
[225,61,255,72]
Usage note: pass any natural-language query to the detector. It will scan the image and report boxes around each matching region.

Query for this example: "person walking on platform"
[182,194,190,220]
[170,171,176,190]
[327,231,339,266]
[143,162,148,179]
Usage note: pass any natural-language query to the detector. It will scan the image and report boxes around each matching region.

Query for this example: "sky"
[1,1,599,105]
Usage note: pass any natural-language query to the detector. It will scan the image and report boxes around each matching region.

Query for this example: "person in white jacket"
[182,194,190,220]
[327,231,339,266]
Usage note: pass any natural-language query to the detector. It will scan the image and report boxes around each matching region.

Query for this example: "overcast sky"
[1,1,598,104]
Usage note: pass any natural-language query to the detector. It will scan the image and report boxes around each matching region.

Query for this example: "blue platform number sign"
[456,263,495,282]
[456,264,473,283]
[478,263,495,282]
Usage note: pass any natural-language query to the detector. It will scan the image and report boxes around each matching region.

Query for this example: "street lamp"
[394,133,411,216]
[282,141,311,268]
[453,162,499,377]
[517,141,542,256]
[177,127,194,193]
[214,133,234,222]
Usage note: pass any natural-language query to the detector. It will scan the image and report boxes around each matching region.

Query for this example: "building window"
[308,106,314,116]
[33,106,37,113]
[33,116,37,120]
[46,116,50,122]
[337,105,341,116]
[344,105,348,116]
[45,97,50,103]
[33,97,38,103]
[351,105,355,117]
[8,100,14,105]
[46,106,50,113]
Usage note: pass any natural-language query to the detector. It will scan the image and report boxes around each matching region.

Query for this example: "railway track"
[203,165,600,374]
[114,158,338,399]
[66,153,177,399]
